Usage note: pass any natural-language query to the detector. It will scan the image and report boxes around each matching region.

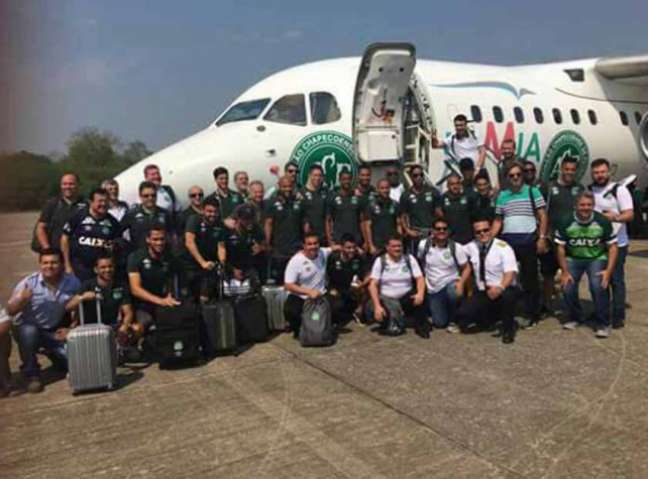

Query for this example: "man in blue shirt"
[6,249,81,393]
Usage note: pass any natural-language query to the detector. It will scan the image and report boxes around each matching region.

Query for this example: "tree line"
[0,128,152,212]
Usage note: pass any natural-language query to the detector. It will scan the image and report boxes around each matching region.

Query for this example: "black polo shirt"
[326,189,366,244]
[299,186,329,240]
[366,196,400,250]
[440,192,475,244]
[176,206,201,235]
[36,196,87,251]
[473,192,497,221]
[180,215,226,269]
[399,186,440,230]
[326,251,368,291]
[120,205,173,250]
[265,195,305,257]
[127,247,182,299]
[79,278,131,326]
[206,189,244,219]
[223,224,265,270]
[62,209,121,269]
[541,181,585,229]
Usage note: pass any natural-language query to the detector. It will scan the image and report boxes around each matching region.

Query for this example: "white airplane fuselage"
[115,54,648,207]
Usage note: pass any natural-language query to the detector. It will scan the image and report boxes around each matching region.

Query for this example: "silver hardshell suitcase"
[262,283,287,331]
[67,293,117,394]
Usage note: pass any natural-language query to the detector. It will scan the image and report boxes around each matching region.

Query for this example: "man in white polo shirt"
[418,217,471,333]
[284,233,333,338]
[368,235,428,338]
[457,216,519,344]
[589,158,634,329]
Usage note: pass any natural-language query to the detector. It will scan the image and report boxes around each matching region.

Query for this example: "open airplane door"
[353,43,416,164]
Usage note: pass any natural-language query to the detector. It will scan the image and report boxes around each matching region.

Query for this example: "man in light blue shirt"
[6,249,80,393]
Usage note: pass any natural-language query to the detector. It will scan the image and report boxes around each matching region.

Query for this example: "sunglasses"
[411,173,422,178]
[524,169,536,173]
[190,193,204,198]
[287,168,299,174]
[508,173,522,179]
[475,228,490,235]
[141,193,156,198]
[434,227,448,232]
[387,171,399,176]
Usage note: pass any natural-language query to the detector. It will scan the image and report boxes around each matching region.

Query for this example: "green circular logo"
[290,131,357,187]
[540,130,590,183]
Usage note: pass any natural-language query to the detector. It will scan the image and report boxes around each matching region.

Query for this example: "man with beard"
[363,179,401,257]
[589,158,634,329]
[400,164,440,253]
[432,114,486,169]
[326,170,366,247]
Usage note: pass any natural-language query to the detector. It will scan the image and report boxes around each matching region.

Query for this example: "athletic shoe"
[562,321,579,330]
[595,327,611,338]
[26,377,44,394]
[446,324,460,334]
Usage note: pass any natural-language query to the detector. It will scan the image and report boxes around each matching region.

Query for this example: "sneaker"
[595,327,611,338]
[446,324,460,334]
[26,377,44,394]
[563,321,579,330]
[415,321,431,339]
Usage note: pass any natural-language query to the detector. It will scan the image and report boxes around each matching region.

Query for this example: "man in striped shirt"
[491,162,549,327]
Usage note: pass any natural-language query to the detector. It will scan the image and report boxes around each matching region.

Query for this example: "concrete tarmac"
[1,211,648,478]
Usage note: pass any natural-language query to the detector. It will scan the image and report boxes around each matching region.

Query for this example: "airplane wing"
[595,54,648,85]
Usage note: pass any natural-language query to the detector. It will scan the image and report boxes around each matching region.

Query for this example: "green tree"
[0,151,58,211]
[121,140,152,165]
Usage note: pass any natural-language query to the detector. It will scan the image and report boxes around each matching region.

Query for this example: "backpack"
[421,238,460,271]
[299,297,335,347]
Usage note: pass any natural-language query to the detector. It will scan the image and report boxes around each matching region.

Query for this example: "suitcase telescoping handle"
[77,288,102,326]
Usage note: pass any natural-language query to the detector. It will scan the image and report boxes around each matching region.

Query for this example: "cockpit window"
[216,98,270,126]
[264,94,307,126]
[310,92,341,124]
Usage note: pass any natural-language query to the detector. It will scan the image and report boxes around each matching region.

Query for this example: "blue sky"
[5,0,648,155]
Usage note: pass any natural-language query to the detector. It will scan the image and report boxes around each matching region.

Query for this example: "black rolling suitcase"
[201,269,237,356]
[234,293,269,344]
[154,278,201,366]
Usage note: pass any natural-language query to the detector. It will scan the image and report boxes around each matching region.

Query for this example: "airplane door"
[353,43,416,164]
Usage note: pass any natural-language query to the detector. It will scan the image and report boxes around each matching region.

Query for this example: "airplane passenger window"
[533,107,544,124]
[216,98,271,126]
[514,107,524,124]
[570,109,580,125]
[493,106,504,123]
[310,92,341,124]
[620,111,628,125]
[471,105,482,123]
[588,110,598,125]
[636,111,643,125]
[264,94,307,126]
[553,108,563,124]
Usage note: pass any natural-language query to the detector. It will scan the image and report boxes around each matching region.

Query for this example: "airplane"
[114,43,648,207]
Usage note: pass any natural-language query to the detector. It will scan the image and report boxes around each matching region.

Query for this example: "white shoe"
[446,324,460,334]
[563,321,579,330]
[595,327,610,338]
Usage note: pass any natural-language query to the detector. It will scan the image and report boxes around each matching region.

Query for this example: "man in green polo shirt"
[299,164,329,243]
[363,179,401,257]
[326,170,366,246]
[127,226,183,331]
[206,167,244,220]
[539,156,584,314]
[180,197,226,300]
[400,164,440,253]
[436,174,476,245]
[555,191,618,338]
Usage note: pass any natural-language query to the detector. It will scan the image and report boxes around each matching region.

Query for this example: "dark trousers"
[456,288,519,334]
[512,243,540,319]
[269,256,291,285]
[327,292,357,326]
[284,294,305,334]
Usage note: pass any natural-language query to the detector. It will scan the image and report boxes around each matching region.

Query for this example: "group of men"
[0,115,634,396]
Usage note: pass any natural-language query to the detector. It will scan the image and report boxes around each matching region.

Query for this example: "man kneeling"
[457,217,519,344]
[367,236,429,338]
